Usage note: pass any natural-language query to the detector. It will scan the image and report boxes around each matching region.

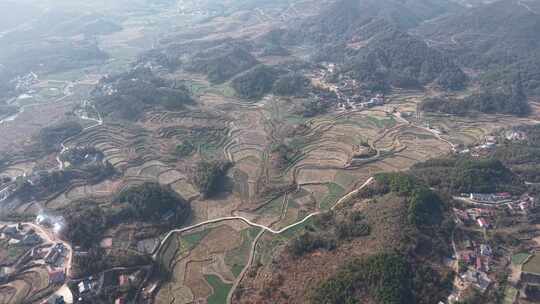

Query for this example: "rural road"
[152,177,375,259]
[25,222,74,278]
[56,101,103,170]
[519,0,538,15]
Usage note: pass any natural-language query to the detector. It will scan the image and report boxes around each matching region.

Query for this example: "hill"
[277,0,467,91]
[92,67,194,120]
[235,173,454,304]
[183,42,259,84]
[415,0,540,95]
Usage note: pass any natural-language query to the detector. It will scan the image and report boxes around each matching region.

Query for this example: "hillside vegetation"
[93,68,194,120]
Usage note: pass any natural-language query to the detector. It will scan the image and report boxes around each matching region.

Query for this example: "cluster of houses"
[0,224,43,247]
[459,135,498,157]
[45,243,66,267]
[448,219,496,300]
[468,192,513,204]
[458,240,493,274]
[0,222,69,287]
[454,207,495,229]
[12,71,39,92]
[74,269,145,304]
[311,63,387,111]
[505,129,528,141]
[507,194,535,214]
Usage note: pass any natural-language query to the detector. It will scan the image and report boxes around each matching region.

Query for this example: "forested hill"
[416,0,540,65]
[287,0,461,44]
[414,0,540,95]
[275,0,467,91]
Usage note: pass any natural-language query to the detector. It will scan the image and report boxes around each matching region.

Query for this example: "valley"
[1,0,540,304]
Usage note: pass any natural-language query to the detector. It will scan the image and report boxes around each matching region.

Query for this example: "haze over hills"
[1,1,540,304]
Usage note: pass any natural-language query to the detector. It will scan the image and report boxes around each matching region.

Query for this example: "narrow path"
[226,229,265,304]
[519,0,538,14]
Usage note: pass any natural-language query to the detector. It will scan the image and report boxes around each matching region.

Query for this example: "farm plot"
[155,223,254,304]
[523,253,540,275]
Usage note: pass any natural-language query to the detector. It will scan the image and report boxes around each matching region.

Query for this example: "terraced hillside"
[2,1,540,304]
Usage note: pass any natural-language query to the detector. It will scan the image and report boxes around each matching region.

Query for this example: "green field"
[225,227,261,277]
[523,253,540,274]
[182,229,211,250]
[503,286,518,304]
[512,252,531,265]
[205,274,232,304]
[367,116,396,128]
[320,182,345,210]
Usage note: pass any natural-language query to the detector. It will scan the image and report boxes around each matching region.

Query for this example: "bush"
[231,65,278,100]
[193,160,232,198]
[64,203,107,249]
[289,232,336,257]
[38,121,83,151]
[312,253,414,304]
[114,182,191,224]
[272,73,310,96]
[176,141,195,158]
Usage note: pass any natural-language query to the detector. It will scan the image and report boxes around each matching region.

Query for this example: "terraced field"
[155,223,255,304]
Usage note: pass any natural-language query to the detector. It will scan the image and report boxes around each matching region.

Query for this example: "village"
[448,184,539,303]
[309,62,387,111]
[0,210,153,304]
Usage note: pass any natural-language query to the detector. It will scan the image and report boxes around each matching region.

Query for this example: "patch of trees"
[93,67,194,120]
[175,140,195,159]
[344,29,467,91]
[335,211,371,240]
[289,211,370,256]
[272,73,310,96]
[17,163,115,201]
[289,0,467,92]
[312,251,453,304]
[312,252,414,304]
[272,143,301,168]
[231,65,278,100]
[64,202,107,249]
[55,17,123,37]
[0,39,108,77]
[137,49,180,72]
[410,157,524,194]
[480,58,540,97]
[114,182,191,224]
[64,183,191,249]
[299,87,338,117]
[184,42,258,84]
[289,232,336,257]
[416,0,540,79]
[38,121,83,152]
[256,29,290,57]
[420,77,530,117]
[192,160,232,198]
[373,173,443,227]
[493,124,540,182]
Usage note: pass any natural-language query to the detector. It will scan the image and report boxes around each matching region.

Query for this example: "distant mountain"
[285,0,461,44]
[183,42,259,84]
[0,1,40,30]
[415,0,540,95]
[416,0,540,66]
[278,0,467,91]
